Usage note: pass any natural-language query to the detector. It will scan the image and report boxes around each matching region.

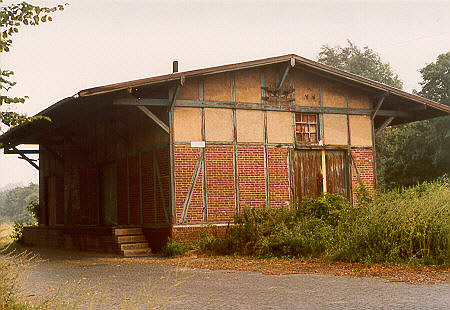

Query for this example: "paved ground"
[17,249,450,309]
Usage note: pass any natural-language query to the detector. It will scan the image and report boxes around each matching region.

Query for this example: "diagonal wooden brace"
[137,106,169,134]
[179,149,204,224]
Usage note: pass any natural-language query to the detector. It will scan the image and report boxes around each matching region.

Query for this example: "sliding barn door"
[293,149,348,201]
[293,150,323,201]
[325,150,348,198]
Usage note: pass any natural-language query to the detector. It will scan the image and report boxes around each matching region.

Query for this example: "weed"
[195,180,449,265]
[160,239,193,257]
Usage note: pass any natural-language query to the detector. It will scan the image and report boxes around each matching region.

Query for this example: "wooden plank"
[174,99,413,117]
[293,149,323,201]
[114,98,169,106]
[321,149,327,193]
[153,150,169,224]
[325,150,348,198]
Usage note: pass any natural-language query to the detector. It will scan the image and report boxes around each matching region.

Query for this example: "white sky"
[1,0,449,187]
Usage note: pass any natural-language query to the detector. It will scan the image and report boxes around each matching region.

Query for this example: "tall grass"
[198,179,449,265]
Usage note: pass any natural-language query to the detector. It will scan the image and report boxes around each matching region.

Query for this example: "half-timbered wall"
[173,64,375,225]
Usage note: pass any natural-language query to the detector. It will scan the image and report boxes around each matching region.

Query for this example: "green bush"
[199,179,449,265]
[160,239,192,257]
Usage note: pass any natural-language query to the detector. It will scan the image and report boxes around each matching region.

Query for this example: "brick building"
[1,54,448,255]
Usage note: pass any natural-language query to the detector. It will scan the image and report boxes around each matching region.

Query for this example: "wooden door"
[325,150,348,198]
[293,150,323,201]
[293,149,348,201]
[100,163,118,225]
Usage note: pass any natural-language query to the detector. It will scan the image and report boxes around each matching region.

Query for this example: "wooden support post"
[375,116,395,137]
[318,83,324,143]
[168,89,176,224]
[231,72,240,214]
[137,106,169,134]
[261,70,270,207]
[199,79,208,221]
[346,94,353,203]
[321,149,327,193]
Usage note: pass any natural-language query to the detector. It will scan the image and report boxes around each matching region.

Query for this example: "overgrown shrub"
[160,239,192,257]
[198,179,449,265]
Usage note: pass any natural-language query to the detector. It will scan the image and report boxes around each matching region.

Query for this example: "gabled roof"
[1,54,449,147]
[77,54,449,113]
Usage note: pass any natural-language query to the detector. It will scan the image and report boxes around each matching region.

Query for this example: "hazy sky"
[1,0,449,187]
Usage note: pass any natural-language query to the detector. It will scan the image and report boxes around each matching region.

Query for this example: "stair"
[114,227,151,257]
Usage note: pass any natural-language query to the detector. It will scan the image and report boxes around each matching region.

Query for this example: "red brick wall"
[351,147,375,200]
[171,225,229,243]
[237,146,266,209]
[174,146,204,223]
[268,147,290,207]
[205,146,235,222]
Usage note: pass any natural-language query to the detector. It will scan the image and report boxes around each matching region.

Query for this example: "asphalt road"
[18,250,450,309]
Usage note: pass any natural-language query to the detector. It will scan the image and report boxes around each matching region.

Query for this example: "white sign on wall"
[190,141,206,148]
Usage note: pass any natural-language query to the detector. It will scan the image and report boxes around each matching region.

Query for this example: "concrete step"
[120,242,149,251]
[117,235,147,244]
[123,248,152,257]
[115,227,143,236]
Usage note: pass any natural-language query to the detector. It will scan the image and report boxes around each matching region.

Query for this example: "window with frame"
[295,113,319,144]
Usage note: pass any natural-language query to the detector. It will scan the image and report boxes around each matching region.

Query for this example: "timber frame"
[0,54,448,249]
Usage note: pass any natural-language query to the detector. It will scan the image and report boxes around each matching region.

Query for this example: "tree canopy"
[0,183,38,223]
[0,0,64,131]
[377,52,450,189]
[318,40,403,89]
[318,41,449,190]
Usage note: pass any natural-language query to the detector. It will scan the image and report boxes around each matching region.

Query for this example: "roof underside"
[1,54,449,147]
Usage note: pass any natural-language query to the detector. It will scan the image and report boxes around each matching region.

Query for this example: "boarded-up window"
[295,113,319,144]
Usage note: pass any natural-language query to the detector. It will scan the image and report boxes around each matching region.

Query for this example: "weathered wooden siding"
[40,104,170,227]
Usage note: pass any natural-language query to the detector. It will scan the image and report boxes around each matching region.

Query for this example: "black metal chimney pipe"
[173,61,178,73]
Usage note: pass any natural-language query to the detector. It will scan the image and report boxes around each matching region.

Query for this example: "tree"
[377,52,450,189]
[417,52,450,107]
[0,0,64,131]
[318,42,448,190]
[318,40,403,89]
[0,183,38,223]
